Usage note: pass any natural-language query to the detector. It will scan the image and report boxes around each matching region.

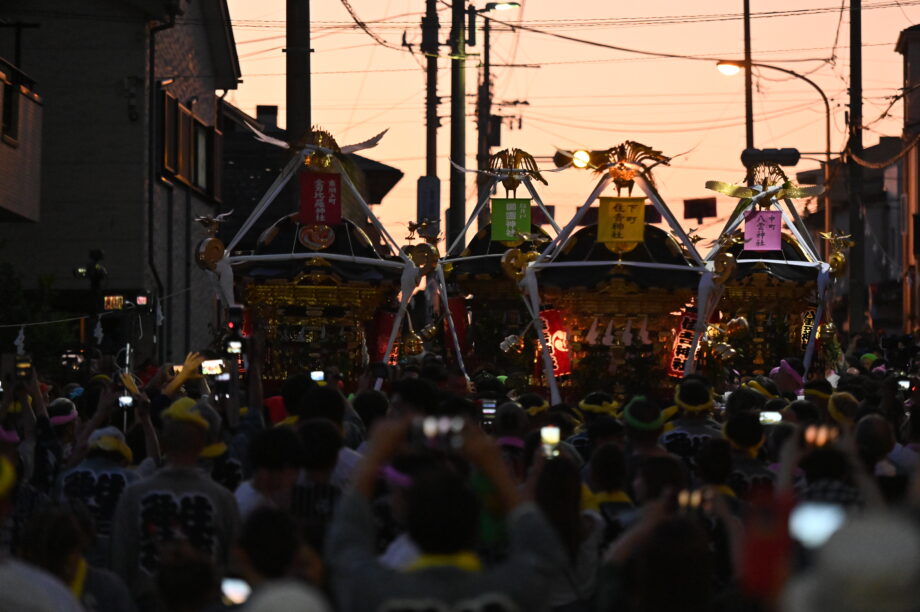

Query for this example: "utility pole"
[447,0,466,249]
[848,0,867,334]
[0,22,40,67]
[475,15,492,230]
[417,0,440,239]
[286,0,311,138]
[743,0,754,153]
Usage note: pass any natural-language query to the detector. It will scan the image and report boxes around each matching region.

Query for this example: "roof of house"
[123,0,240,90]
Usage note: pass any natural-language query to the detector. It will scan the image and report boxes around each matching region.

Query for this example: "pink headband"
[0,428,20,444]
[380,465,413,489]
[496,436,525,449]
[780,360,804,387]
[49,410,78,426]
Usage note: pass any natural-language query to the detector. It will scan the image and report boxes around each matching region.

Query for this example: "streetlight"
[717,59,833,257]
[469,2,521,230]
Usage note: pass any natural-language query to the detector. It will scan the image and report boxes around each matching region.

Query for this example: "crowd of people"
[2,331,920,612]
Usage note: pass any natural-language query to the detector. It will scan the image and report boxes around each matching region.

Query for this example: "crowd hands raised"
[2,331,920,612]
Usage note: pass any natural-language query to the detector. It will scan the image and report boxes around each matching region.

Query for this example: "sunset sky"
[224,0,915,247]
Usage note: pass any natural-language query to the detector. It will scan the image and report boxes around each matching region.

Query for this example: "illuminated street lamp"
[572,150,591,168]
[717,59,833,256]
[716,62,741,77]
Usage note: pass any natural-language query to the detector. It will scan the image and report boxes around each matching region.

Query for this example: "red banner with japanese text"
[299,172,342,225]
[540,309,571,377]
[668,307,697,377]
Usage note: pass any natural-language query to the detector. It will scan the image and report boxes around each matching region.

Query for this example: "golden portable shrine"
[200,127,419,382]
[441,143,713,403]
[695,162,842,381]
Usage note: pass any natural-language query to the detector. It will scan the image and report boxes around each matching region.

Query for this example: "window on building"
[193,120,209,191]
[162,92,178,172]
[1,78,19,143]
[161,93,222,200]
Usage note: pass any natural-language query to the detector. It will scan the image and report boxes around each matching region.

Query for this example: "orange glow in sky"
[225,0,913,246]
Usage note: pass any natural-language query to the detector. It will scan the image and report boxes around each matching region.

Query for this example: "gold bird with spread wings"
[489,148,548,197]
[706,162,825,225]
[593,141,671,196]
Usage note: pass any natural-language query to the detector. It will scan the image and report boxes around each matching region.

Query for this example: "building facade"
[0,0,239,361]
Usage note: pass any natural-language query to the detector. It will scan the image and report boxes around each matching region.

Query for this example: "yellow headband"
[743,380,776,399]
[578,399,620,415]
[804,389,831,401]
[721,423,766,458]
[673,389,715,413]
[827,394,856,426]
[526,401,549,417]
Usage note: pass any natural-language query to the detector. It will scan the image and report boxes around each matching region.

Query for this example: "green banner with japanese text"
[491,198,532,241]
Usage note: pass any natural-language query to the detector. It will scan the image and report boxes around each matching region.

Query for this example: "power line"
[485,16,832,65]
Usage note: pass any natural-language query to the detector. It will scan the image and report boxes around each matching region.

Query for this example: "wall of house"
[0,73,42,222]
[0,0,230,361]
[0,3,149,292]
[152,0,224,359]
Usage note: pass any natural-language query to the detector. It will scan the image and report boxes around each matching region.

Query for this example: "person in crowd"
[827,391,860,431]
[297,386,362,488]
[724,387,767,419]
[621,397,671,479]
[889,405,920,472]
[783,399,821,426]
[234,425,304,521]
[236,506,327,596]
[0,456,84,612]
[57,425,139,567]
[661,378,722,463]
[492,401,529,483]
[587,442,634,547]
[111,397,241,611]
[388,378,440,417]
[291,418,344,553]
[773,358,806,396]
[351,390,388,454]
[326,416,567,612]
[782,512,920,612]
[154,542,221,612]
[534,456,604,611]
[567,391,619,460]
[21,507,137,612]
[855,414,898,477]
[802,379,834,422]
[723,411,775,499]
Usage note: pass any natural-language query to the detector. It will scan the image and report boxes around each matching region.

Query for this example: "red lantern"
[539,309,571,377]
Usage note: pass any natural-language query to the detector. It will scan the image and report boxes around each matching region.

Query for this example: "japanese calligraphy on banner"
[800,309,816,351]
[744,210,781,251]
[539,309,571,377]
[598,197,645,243]
[668,306,698,377]
[491,198,531,241]
[299,172,342,225]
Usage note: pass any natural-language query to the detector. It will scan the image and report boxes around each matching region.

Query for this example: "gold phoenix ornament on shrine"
[489,148,548,197]
[593,141,671,196]
[403,243,439,276]
[820,231,856,277]
[501,248,540,282]
[706,162,824,222]
[194,211,233,271]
